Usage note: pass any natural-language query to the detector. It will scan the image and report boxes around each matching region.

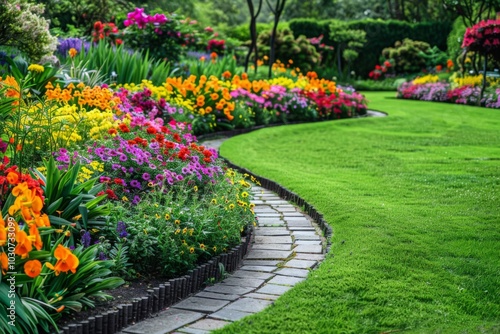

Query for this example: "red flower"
[146,127,157,134]
[119,124,130,133]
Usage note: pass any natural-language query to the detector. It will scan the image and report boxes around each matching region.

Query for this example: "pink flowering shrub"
[462,18,500,61]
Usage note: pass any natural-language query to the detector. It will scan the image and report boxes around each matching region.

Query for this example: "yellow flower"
[190,247,195,254]
[27,64,44,73]
[165,213,171,220]
[69,48,78,58]
[199,243,206,250]
[175,219,180,225]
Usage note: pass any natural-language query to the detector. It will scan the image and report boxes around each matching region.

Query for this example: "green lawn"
[216,92,500,333]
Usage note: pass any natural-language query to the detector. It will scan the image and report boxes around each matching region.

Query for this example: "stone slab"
[284,259,317,269]
[252,244,292,251]
[174,327,209,334]
[239,265,277,272]
[254,228,289,236]
[222,277,265,288]
[293,234,321,241]
[195,291,241,301]
[267,275,305,286]
[231,270,275,280]
[264,200,290,205]
[209,308,253,322]
[254,236,293,244]
[275,268,310,278]
[286,221,313,227]
[172,297,229,313]
[244,292,280,301]
[294,253,325,261]
[295,240,321,245]
[204,284,254,295]
[254,213,281,218]
[288,226,316,231]
[245,250,292,260]
[253,207,278,213]
[282,212,307,217]
[257,221,286,227]
[273,207,297,212]
[187,318,231,331]
[256,218,284,224]
[122,309,204,334]
[255,284,292,295]
[284,217,311,222]
[224,297,273,313]
[294,244,323,254]
[241,260,281,266]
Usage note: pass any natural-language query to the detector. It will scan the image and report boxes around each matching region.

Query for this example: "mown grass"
[216,92,500,333]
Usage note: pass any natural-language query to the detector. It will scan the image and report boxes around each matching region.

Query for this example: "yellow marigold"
[28,64,45,73]
[412,74,439,85]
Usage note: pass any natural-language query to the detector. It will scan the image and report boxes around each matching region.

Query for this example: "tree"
[0,0,57,62]
[265,0,287,78]
[443,0,500,26]
[329,21,366,79]
[245,0,263,73]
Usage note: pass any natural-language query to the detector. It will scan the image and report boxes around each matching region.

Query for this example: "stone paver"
[267,275,305,286]
[122,309,204,334]
[172,297,229,313]
[121,177,330,334]
[209,309,253,321]
[275,268,310,278]
[294,244,323,254]
[224,297,273,313]
[245,249,293,260]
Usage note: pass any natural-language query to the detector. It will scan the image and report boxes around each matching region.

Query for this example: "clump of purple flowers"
[57,37,90,57]
[117,221,128,238]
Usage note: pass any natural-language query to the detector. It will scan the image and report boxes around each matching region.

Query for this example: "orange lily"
[46,244,79,275]
[15,230,33,259]
[0,252,8,275]
[29,224,43,250]
[24,259,42,278]
[0,215,6,247]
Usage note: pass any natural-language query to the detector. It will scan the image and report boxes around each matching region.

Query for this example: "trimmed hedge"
[289,18,453,77]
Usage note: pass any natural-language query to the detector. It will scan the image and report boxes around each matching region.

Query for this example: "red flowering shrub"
[207,39,225,54]
[462,18,500,61]
[92,21,122,45]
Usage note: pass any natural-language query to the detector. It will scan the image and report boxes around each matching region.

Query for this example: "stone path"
[119,186,326,334]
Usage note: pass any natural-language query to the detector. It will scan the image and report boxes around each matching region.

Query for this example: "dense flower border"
[397,82,500,108]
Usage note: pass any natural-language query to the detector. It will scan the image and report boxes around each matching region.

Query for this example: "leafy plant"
[31,157,111,245]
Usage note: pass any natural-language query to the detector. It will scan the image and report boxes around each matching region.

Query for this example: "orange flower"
[68,48,78,58]
[0,252,8,275]
[29,224,43,250]
[222,71,232,79]
[35,214,50,227]
[210,52,217,60]
[15,230,33,259]
[24,259,42,278]
[6,172,19,185]
[0,215,6,247]
[46,244,79,275]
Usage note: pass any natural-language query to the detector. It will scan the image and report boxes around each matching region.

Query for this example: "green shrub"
[382,39,431,74]
[0,0,58,62]
[447,17,467,64]
[256,28,320,71]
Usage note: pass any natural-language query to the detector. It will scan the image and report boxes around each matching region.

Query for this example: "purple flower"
[81,231,92,248]
[142,172,151,180]
[98,252,107,260]
[116,221,129,238]
[130,180,142,189]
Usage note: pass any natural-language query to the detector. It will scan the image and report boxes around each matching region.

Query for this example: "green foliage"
[256,28,320,71]
[447,17,467,64]
[59,41,175,85]
[288,18,453,77]
[419,46,449,68]
[382,38,431,74]
[31,157,111,245]
[0,0,58,62]
[122,10,192,63]
[329,20,366,78]
[39,0,132,36]
[105,170,254,278]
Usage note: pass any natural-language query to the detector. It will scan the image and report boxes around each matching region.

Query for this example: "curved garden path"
[117,111,386,334]
[117,138,327,334]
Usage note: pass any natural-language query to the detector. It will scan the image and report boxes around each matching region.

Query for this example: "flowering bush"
[462,18,500,61]
[122,8,195,62]
[92,21,122,45]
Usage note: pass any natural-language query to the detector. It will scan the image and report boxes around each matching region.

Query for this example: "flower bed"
[0,32,367,334]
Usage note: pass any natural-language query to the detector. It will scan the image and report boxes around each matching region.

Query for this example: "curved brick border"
[57,226,254,334]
